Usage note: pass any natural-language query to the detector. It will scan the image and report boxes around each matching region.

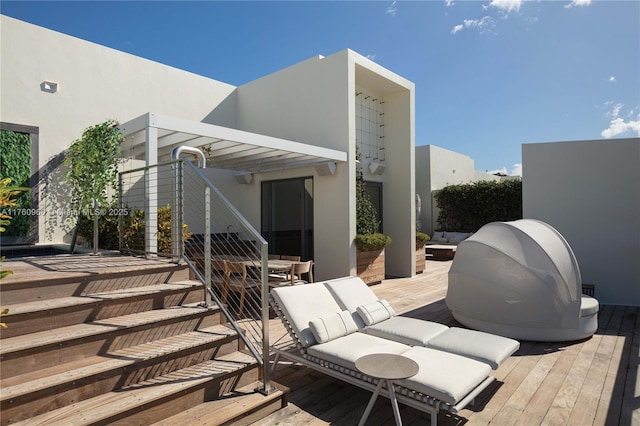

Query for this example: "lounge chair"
[323,276,519,369]
[269,277,519,425]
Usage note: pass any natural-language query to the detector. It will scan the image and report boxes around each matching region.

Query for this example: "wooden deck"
[257,260,639,426]
[2,255,637,425]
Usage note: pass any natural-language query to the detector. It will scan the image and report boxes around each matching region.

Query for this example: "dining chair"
[222,260,260,316]
[289,260,314,285]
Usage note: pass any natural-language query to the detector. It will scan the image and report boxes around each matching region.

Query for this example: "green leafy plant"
[64,120,124,253]
[1,178,28,328]
[416,231,431,245]
[355,233,392,250]
[77,204,192,254]
[434,179,522,232]
[0,130,32,236]
[354,150,391,250]
[64,120,124,215]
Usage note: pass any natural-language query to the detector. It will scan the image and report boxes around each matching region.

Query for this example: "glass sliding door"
[261,177,313,261]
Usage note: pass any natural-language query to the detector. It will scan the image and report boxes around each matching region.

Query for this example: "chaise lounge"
[269,276,520,425]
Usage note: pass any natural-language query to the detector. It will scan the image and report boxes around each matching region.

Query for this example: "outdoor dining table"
[209,255,295,273]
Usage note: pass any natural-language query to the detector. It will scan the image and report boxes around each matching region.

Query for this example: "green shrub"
[434,179,522,232]
[77,204,191,253]
[0,130,32,236]
[416,231,431,244]
[355,233,392,250]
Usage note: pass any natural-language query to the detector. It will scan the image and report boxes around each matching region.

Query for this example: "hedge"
[434,179,522,232]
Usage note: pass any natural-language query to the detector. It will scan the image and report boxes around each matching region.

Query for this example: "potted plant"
[64,120,124,254]
[415,231,430,274]
[355,154,391,284]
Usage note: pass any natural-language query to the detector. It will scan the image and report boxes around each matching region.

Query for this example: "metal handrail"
[118,155,276,395]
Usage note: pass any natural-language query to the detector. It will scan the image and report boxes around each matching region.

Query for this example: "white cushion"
[400,346,491,405]
[309,311,358,343]
[271,283,344,347]
[432,231,445,240]
[426,327,520,370]
[357,300,396,326]
[364,316,449,346]
[307,332,410,370]
[324,276,379,328]
[449,232,470,243]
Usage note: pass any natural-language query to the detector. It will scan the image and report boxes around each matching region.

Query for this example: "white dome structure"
[446,219,598,342]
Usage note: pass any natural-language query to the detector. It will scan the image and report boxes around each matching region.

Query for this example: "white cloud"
[601,102,640,138]
[366,54,377,61]
[386,1,398,17]
[487,0,523,13]
[601,115,640,138]
[487,167,508,175]
[565,0,591,9]
[607,102,624,118]
[445,0,455,6]
[451,16,496,34]
[608,76,617,83]
[487,164,522,177]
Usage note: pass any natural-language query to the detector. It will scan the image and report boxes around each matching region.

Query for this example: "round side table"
[355,353,419,426]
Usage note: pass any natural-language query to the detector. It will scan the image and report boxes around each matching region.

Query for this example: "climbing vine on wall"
[0,130,32,236]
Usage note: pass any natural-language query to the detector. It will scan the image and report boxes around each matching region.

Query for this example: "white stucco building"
[523,138,640,306]
[0,15,416,280]
[415,144,502,234]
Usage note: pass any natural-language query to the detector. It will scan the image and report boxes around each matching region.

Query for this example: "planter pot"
[416,243,426,274]
[357,247,385,285]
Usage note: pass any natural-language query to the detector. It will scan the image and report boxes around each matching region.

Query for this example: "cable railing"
[118,155,276,395]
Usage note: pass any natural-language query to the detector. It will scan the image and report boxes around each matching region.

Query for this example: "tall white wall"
[1,16,237,243]
[523,138,640,305]
[233,50,415,280]
[232,51,352,281]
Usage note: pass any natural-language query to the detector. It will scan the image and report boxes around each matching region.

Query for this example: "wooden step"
[0,304,221,379]
[0,280,204,338]
[9,351,259,426]
[152,381,290,426]
[0,325,239,424]
[0,256,190,305]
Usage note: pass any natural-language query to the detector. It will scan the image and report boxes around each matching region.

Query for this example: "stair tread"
[0,324,237,401]
[1,281,203,317]
[0,303,215,355]
[10,352,257,426]
[151,381,288,426]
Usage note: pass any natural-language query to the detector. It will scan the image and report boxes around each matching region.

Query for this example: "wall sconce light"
[234,173,253,184]
[368,161,386,175]
[315,162,337,176]
[41,81,59,93]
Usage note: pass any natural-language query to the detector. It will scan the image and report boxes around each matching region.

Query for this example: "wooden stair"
[0,255,288,425]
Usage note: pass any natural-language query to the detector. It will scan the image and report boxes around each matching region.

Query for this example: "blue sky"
[2,1,639,175]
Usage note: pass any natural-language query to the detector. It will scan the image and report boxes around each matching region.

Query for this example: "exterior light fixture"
[41,81,58,93]
[368,161,386,175]
[315,162,336,176]
[234,173,253,184]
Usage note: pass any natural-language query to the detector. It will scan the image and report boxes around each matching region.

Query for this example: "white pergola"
[118,112,347,256]
[119,112,347,172]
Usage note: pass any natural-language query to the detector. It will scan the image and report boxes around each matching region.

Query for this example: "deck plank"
[251,259,638,426]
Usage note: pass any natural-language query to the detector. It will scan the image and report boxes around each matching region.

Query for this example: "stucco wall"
[1,16,237,244]
[523,138,640,305]
[415,145,500,234]
[232,51,352,281]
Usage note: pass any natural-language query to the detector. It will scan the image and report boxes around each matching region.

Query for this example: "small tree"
[64,120,124,253]
[355,151,391,250]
